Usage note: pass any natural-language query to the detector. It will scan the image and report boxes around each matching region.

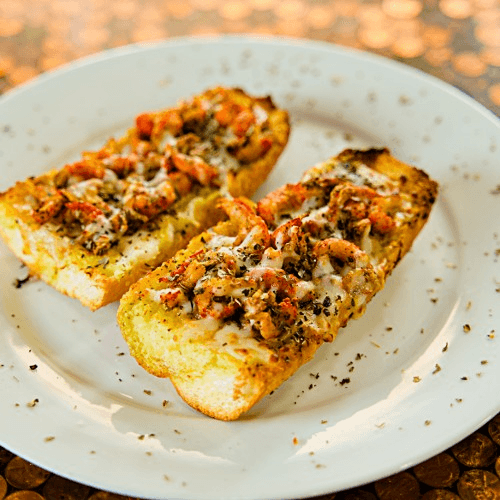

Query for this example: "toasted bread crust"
[0,185,222,308]
[0,87,290,310]
[118,148,438,420]
[302,148,438,276]
[118,230,322,420]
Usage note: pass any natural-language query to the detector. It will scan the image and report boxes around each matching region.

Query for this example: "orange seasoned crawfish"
[65,200,104,223]
[329,184,397,234]
[124,179,177,219]
[215,100,256,137]
[194,276,252,320]
[168,171,193,196]
[271,217,308,256]
[64,160,106,181]
[31,187,65,224]
[154,109,184,138]
[246,267,300,299]
[219,197,271,253]
[136,113,155,139]
[257,182,326,227]
[232,134,274,164]
[312,237,371,271]
[168,147,219,186]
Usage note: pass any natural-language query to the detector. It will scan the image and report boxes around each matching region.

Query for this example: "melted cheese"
[303,161,399,194]
[27,89,275,255]
[150,156,406,349]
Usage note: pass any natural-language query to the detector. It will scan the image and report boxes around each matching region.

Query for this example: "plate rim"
[1,34,499,128]
[0,34,499,500]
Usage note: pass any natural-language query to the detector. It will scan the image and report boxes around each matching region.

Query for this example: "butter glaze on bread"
[0,87,290,310]
[117,148,438,420]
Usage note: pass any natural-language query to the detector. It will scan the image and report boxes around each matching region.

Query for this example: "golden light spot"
[452,52,487,77]
[392,36,425,58]
[334,36,363,50]
[9,65,39,85]
[471,0,498,8]
[475,8,500,25]
[481,47,500,66]
[359,27,394,49]
[187,0,218,10]
[307,5,336,29]
[358,5,387,26]
[0,55,15,73]
[87,10,110,27]
[335,0,360,17]
[0,0,26,18]
[46,18,71,36]
[273,18,308,37]
[249,25,276,35]
[275,0,308,20]
[71,46,99,59]
[475,24,500,46]
[80,27,109,47]
[249,0,275,10]
[51,0,81,15]
[189,26,221,36]
[131,25,168,43]
[112,0,138,20]
[424,47,453,66]
[422,25,452,48]
[0,17,23,37]
[220,1,252,21]
[382,0,423,19]
[167,1,195,19]
[138,5,164,23]
[42,36,72,55]
[439,0,473,19]
[221,20,251,33]
[24,6,52,28]
[488,83,500,106]
[40,55,69,72]
[109,36,130,49]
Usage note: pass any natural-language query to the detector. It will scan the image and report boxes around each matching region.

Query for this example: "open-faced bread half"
[117,148,438,420]
[0,87,290,310]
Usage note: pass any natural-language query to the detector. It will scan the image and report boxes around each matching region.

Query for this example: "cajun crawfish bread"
[117,148,438,420]
[0,87,290,310]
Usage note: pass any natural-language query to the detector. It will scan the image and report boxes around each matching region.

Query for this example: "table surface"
[0,1,499,499]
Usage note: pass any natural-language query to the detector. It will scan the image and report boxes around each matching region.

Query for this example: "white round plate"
[0,36,499,500]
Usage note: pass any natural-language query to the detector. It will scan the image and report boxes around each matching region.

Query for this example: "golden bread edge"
[0,89,290,310]
[334,148,438,277]
[117,148,438,420]
[0,184,222,310]
[118,223,321,421]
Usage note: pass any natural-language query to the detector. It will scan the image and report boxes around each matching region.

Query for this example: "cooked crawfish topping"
[27,87,276,254]
[153,160,414,346]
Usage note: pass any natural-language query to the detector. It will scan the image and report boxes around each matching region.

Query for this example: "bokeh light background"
[0,0,500,115]
[1,1,500,499]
